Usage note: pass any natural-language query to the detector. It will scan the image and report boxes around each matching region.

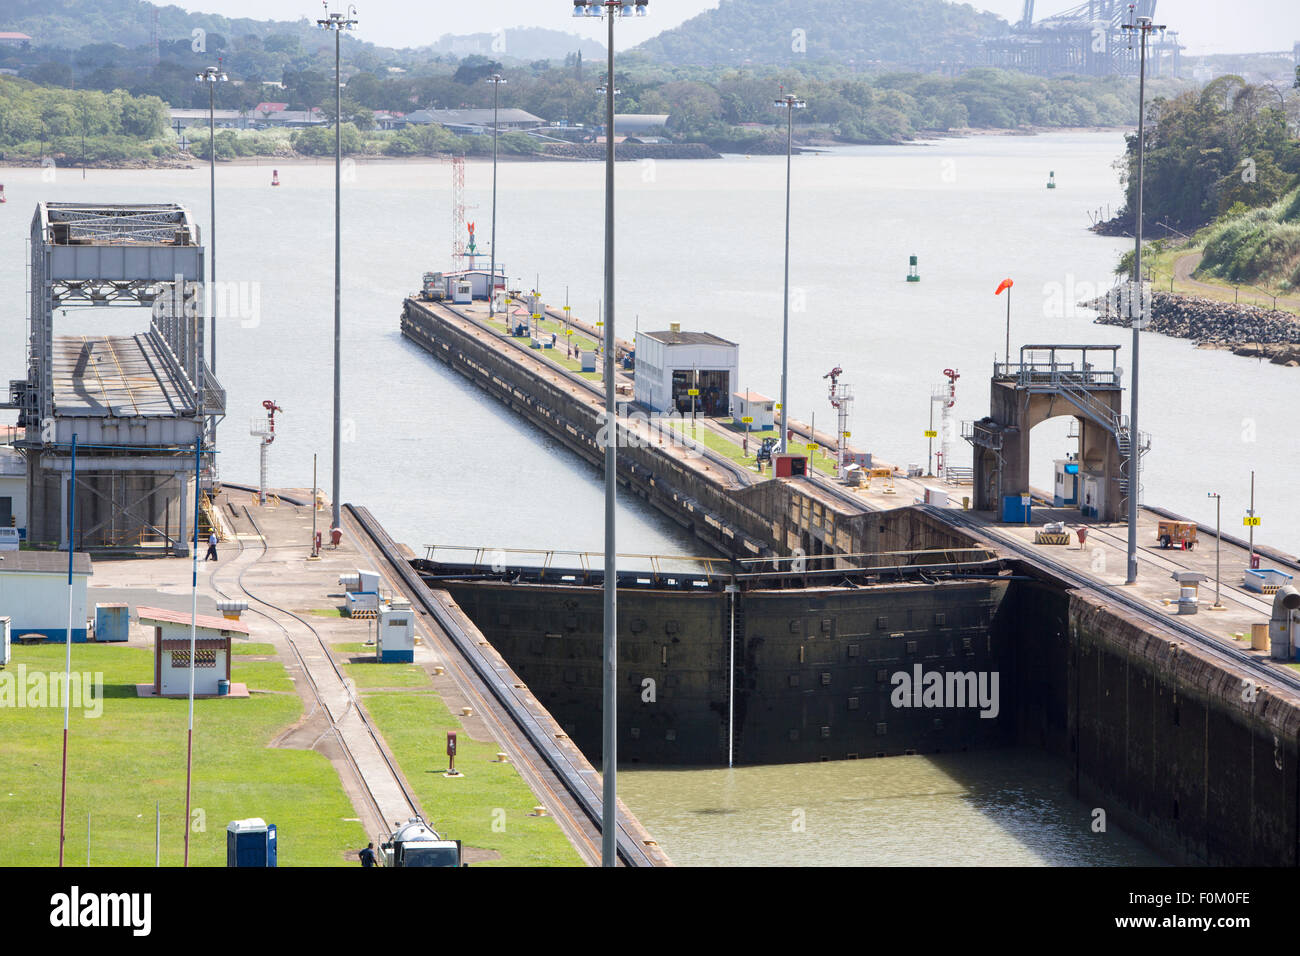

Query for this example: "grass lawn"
[232,642,278,657]
[667,421,841,477]
[0,644,364,867]
[360,690,583,867]
[341,656,432,689]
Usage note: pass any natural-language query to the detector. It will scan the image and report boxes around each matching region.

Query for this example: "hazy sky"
[194,0,1298,56]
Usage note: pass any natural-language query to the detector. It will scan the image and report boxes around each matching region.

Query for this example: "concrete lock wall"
[439,578,1013,765]
[405,298,979,566]
[1066,592,1300,866]
[403,298,1300,864]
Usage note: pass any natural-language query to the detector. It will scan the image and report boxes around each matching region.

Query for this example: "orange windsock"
[995,278,1013,295]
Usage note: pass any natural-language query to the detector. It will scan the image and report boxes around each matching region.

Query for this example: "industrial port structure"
[3,202,222,553]
[984,0,1182,77]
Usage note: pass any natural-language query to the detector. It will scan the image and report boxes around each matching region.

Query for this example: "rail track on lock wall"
[207,504,423,842]
[920,504,1300,698]
[345,502,661,867]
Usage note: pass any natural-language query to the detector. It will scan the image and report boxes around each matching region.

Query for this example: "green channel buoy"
[1046,170,1057,190]
[906,254,920,283]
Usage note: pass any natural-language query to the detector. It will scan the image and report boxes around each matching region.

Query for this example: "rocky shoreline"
[1086,288,1300,366]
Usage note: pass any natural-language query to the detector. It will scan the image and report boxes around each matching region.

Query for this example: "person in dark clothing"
[359,842,376,867]
[205,530,218,562]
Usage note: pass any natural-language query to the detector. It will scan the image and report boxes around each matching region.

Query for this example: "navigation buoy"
[271,169,280,187]
[0,184,6,203]
[906,254,920,283]
[1046,170,1057,190]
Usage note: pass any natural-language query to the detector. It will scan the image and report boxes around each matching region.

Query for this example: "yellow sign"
[1244,516,1262,527]
[775,403,782,411]
[563,306,570,311]
[842,431,851,438]
[806,443,817,453]
[924,430,938,438]
[532,314,541,320]
[688,388,700,396]
[741,416,753,424]
[596,321,604,326]
[565,329,574,335]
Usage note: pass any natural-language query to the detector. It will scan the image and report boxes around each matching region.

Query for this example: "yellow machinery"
[1157,520,1197,550]
[864,467,896,494]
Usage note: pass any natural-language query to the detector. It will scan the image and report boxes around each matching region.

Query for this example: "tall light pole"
[1121,13,1165,585]
[1208,492,1224,609]
[571,0,647,869]
[196,66,227,376]
[487,74,506,319]
[319,5,357,536]
[774,92,805,454]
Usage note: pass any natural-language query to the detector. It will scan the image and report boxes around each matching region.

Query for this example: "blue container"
[1001,495,1032,524]
[217,679,231,696]
[94,604,129,643]
[226,819,278,867]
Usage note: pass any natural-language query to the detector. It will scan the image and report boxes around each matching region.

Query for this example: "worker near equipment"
[205,530,218,562]
[359,842,376,867]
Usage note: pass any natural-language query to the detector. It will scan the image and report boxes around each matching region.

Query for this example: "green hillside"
[1199,187,1300,291]
[633,0,1008,68]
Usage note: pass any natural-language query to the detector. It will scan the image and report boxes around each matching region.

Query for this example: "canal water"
[1,130,1265,864]
[619,748,1163,866]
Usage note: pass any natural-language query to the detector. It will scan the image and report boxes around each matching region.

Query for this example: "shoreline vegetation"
[0,123,1130,171]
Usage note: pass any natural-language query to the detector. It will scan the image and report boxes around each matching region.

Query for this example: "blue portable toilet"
[95,604,129,643]
[226,818,278,867]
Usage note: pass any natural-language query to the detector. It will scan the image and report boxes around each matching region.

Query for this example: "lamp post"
[1120,13,1165,585]
[318,5,358,536]
[570,0,647,869]
[487,74,506,319]
[774,92,805,454]
[195,66,227,376]
[1208,492,1224,609]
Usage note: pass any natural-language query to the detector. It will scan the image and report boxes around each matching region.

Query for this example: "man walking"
[359,842,376,868]
[205,529,219,562]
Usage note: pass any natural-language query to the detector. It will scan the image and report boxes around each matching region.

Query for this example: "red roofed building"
[138,605,250,697]
[0,33,32,47]
[253,102,289,116]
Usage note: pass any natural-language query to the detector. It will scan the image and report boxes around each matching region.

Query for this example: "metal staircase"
[1116,421,1151,512]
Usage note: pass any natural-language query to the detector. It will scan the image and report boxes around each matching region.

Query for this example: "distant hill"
[0,0,324,51]
[632,0,1009,68]
[429,28,605,64]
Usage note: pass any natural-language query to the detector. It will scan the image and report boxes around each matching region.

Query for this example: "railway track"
[926,504,1300,697]
[345,502,661,867]
[208,504,423,843]
[1075,520,1275,617]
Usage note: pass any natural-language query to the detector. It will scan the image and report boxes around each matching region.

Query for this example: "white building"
[0,551,91,641]
[634,326,739,417]
[139,605,249,697]
[733,391,775,431]
[441,268,507,301]
[0,447,25,538]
